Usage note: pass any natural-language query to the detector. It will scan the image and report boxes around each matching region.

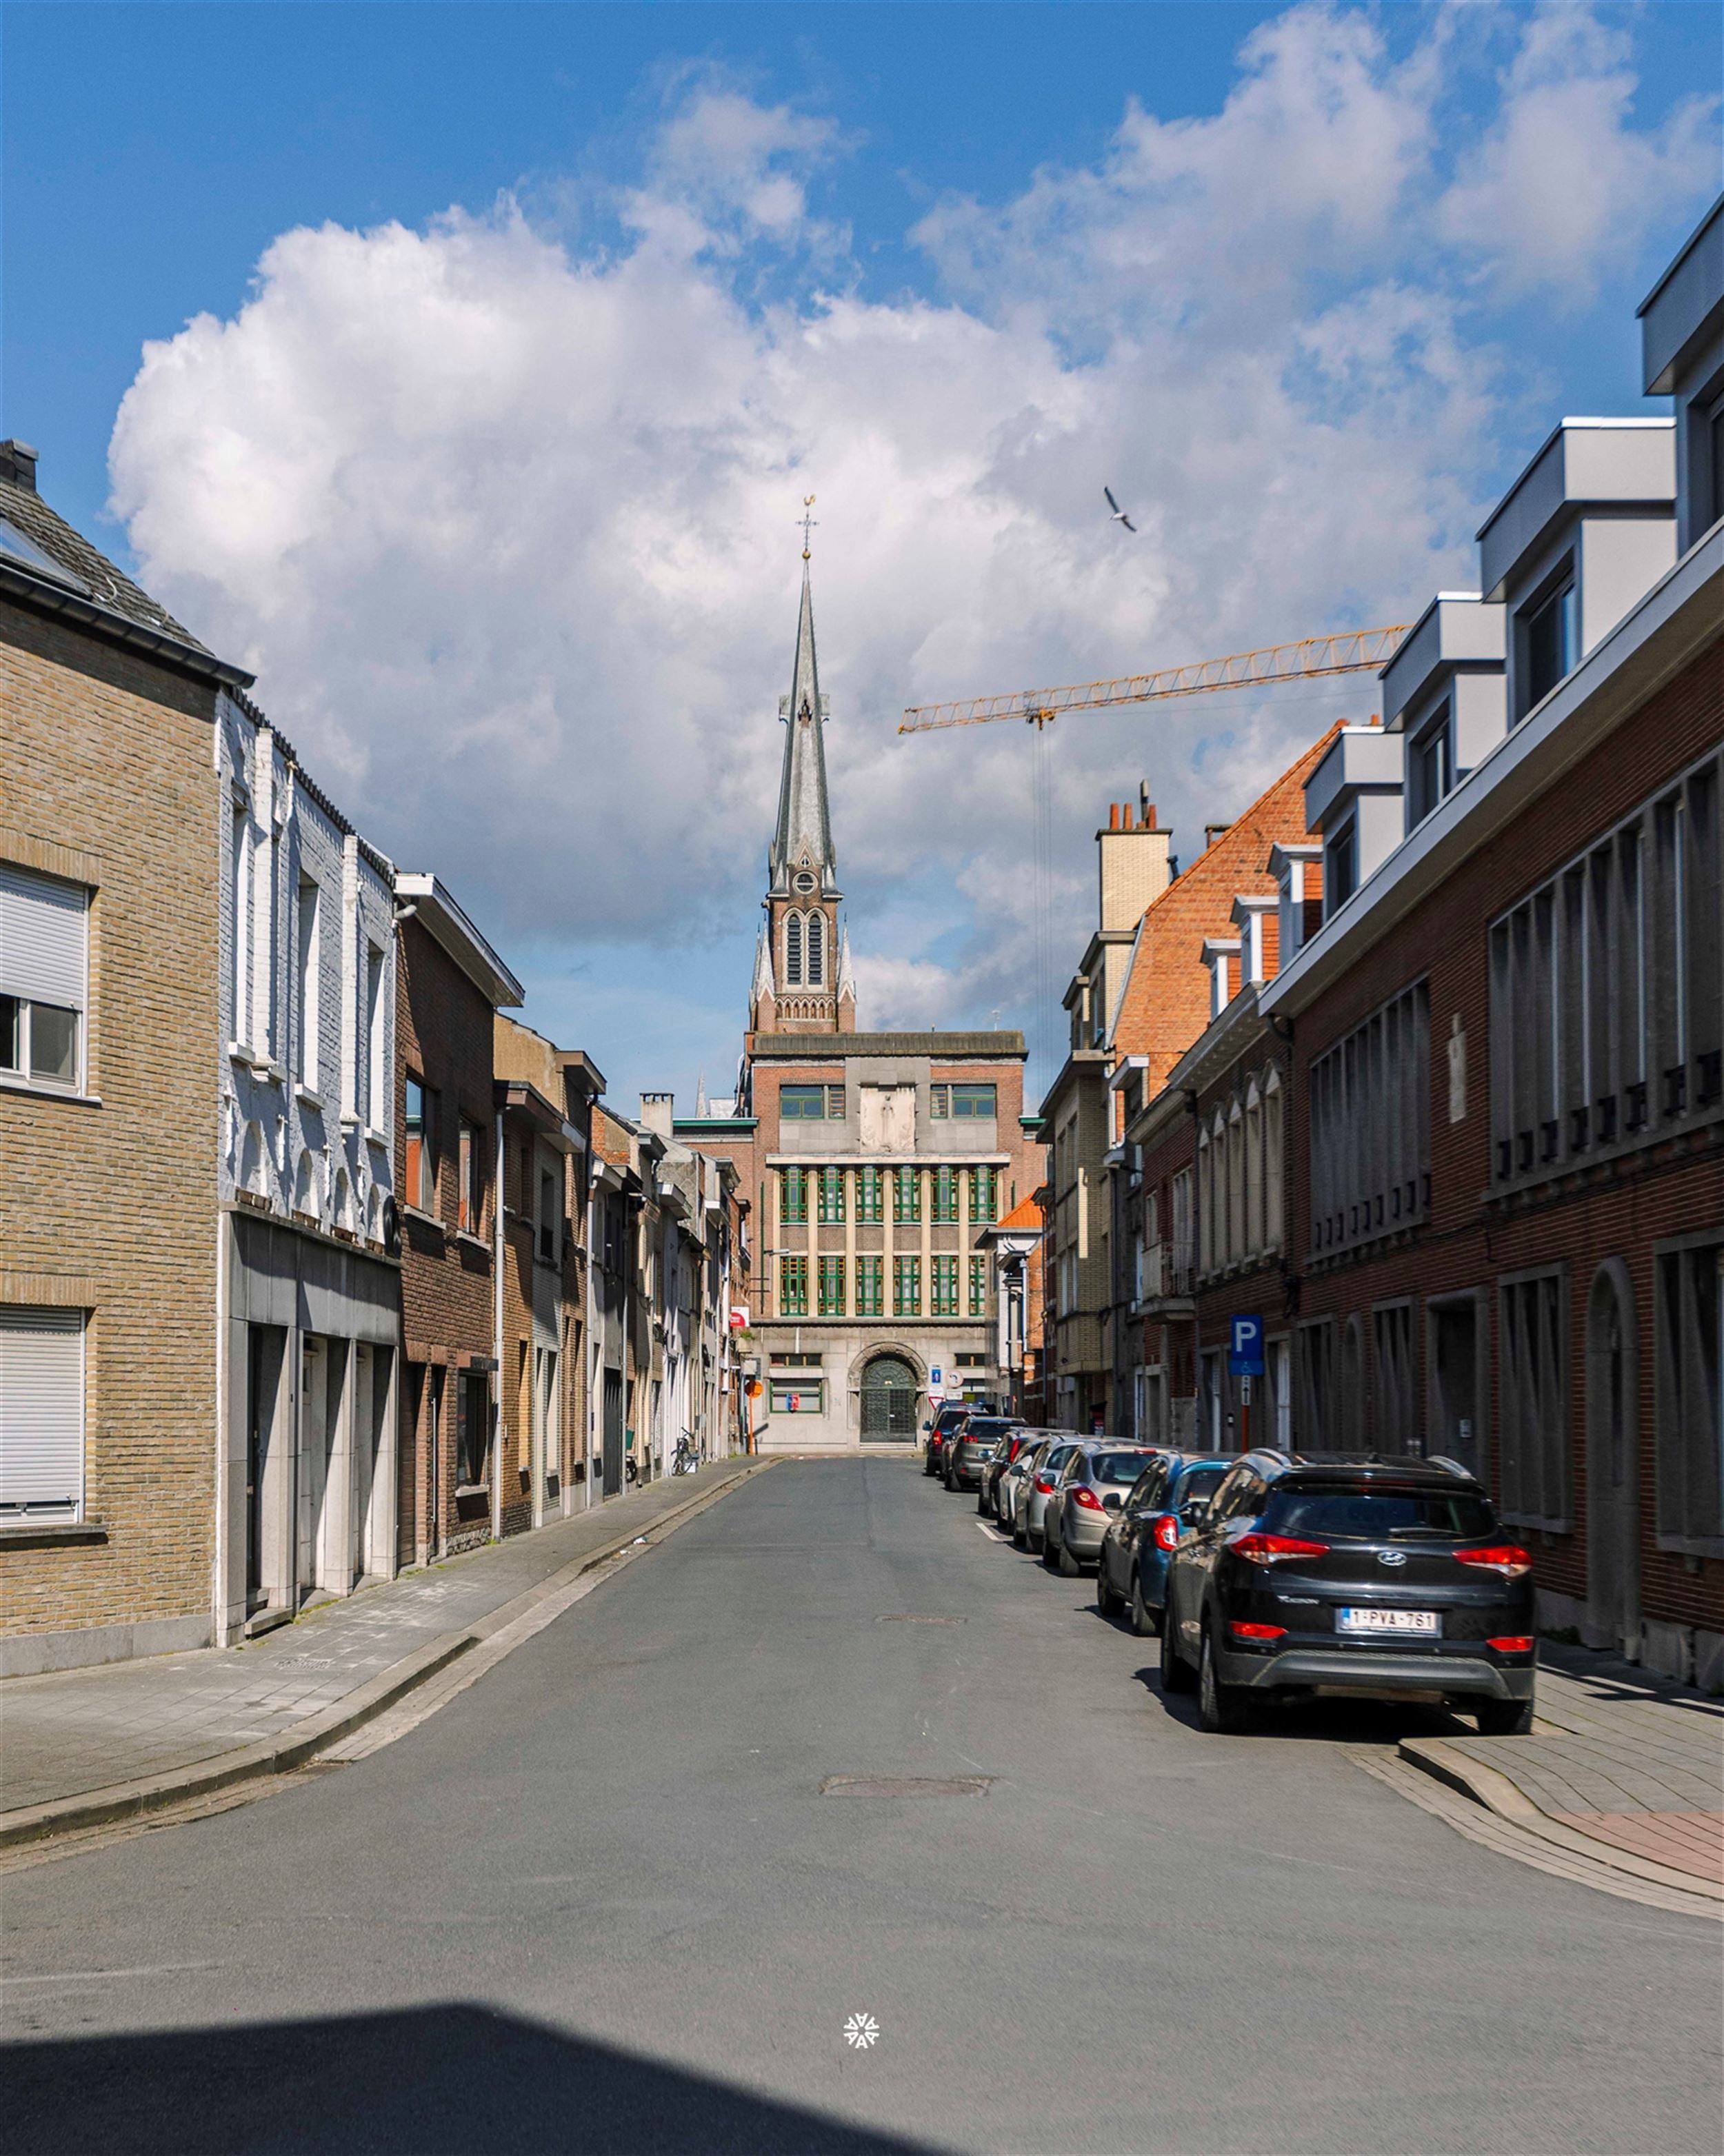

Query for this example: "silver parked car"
[996,1434,1053,1539]
[1042,1442,1160,1576]
[1016,1438,1085,1553]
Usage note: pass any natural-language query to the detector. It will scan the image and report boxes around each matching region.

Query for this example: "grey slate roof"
[0,467,250,687]
[768,562,837,894]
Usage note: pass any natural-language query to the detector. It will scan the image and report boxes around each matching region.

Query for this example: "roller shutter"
[0,1307,86,1516]
[0,865,88,1008]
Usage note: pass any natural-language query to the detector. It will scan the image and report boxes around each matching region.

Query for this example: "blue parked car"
[1096,1452,1233,1635]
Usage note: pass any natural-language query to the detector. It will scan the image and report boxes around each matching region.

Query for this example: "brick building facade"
[0,441,239,1673]
[393,873,523,1565]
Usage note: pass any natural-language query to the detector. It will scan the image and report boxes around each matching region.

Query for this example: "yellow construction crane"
[896,624,1408,733]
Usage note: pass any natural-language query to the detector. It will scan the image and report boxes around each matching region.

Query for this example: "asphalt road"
[3,1458,1719,2156]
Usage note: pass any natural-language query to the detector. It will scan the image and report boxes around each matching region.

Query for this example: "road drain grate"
[875,1614,966,1625]
[821,1775,992,1799]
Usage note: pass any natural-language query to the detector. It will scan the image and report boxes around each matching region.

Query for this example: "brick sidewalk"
[1401,1644,1724,1896]
[0,1464,757,1819]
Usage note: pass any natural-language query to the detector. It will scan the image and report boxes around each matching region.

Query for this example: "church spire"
[768,541,836,896]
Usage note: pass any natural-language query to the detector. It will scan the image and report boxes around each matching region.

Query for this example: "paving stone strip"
[1394,1647,1724,1904]
[0,1462,766,1841]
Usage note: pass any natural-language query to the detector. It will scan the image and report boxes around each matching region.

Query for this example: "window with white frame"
[296,878,320,1089]
[230,799,251,1045]
[0,865,88,1093]
[0,1305,86,1520]
[363,942,385,1128]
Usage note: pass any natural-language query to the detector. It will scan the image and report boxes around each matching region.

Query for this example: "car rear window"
[1262,1487,1499,1540]
[1174,1466,1227,1507]
[965,1420,1014,1439]
[1092,1451,1153,1484]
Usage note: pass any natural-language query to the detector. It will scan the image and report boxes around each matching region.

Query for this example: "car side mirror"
[1183,1499,1210,1527]
[1103,1493,1123,1511]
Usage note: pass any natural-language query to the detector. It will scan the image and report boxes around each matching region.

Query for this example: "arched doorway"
[1585,1260,1639,1657]
[860,1353,919,1444]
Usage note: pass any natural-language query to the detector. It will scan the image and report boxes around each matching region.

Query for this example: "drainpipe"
[1185,1088,1201,1444]
[492,1104,505,1543]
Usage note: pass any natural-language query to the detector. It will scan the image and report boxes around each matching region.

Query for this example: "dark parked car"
[946,1415,1023,1493]
[1096,1452,1232,1633]
[924,1402,972,1478]
[1160,1451,1536,1736]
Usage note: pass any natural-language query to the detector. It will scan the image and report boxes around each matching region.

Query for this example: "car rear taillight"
[1152,1513,1181,1552]
[1229,1621,1286,1642]
[1455,1544,1534,1578]
[1488,1635,1534,1653]
[1232,1533,1330,1564]
[1072,1486,1104,1511]
[1033,1477,1056,1495]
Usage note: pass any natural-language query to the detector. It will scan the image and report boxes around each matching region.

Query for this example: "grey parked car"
[945,1414,1023,1493]
[1016,1438,1085,1553]
[1042,1443,1159,1575]
[996,1434,1053,1539]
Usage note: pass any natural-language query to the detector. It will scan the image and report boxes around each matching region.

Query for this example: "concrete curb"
[1397,1735,1724,1902]
[0,1460,771,1852]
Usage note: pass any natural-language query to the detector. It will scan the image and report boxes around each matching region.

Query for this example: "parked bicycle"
[672,1435,699,1476]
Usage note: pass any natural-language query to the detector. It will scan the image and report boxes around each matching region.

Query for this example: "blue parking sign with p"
[1229,1316,1265,1376]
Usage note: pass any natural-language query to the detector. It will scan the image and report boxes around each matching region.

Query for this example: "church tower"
[749,535,856,1036]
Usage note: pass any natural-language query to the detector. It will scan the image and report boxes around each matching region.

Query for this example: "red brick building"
[1256,201,1723,1686]
[393,873,524,1563]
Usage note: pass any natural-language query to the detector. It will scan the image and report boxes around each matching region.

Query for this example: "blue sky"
[4,2,1719,1113]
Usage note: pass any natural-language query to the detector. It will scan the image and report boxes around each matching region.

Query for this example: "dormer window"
[1520,571,1577,718]
[1407,701,1454,827]
[1325,818,1359,918]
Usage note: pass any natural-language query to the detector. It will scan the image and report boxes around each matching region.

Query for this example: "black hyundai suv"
[1160,1451,1536,1736]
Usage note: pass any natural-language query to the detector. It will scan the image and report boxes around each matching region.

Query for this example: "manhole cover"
[875,1614,966,1625]
[821,1775,992,1799]
[270,1657,339,1669]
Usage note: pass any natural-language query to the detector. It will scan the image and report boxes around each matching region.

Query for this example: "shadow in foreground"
[1,2002,937,2156]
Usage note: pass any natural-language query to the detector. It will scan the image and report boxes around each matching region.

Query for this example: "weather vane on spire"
[799,494,818,561]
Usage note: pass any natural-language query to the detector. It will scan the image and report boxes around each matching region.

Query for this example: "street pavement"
[3,1458,1720,2155]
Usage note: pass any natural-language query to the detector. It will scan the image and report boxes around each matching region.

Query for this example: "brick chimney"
[1096,786,1174,933]
[0,441,39,493]
[638,1091,674,1139]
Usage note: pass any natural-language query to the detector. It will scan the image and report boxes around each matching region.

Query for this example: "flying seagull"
[1104,485,1136,534]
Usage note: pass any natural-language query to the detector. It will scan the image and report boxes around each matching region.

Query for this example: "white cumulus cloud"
[106,6,1714,1100]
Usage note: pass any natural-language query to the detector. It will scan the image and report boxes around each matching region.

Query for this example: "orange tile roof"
[1110,724,1339,1091]
[998,1192,1043,1229]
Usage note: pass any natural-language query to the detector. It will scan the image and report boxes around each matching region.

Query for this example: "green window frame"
[893,1167,921,1224]
[970,1167,999,1223]
[781,1166,808,1224]
[952,1082,997,1118]
[780,1085,826,1120]
[819,1254,846,1316]
[893,1256,922,1317]
[855,1167,883,1223]
[932,1166,959,1222]
[779,1255,809,1317]
[818,1167,845,1224]
[970,1255,988,1314]
[854,1255,883,1316]
[931,1255,959,1316]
